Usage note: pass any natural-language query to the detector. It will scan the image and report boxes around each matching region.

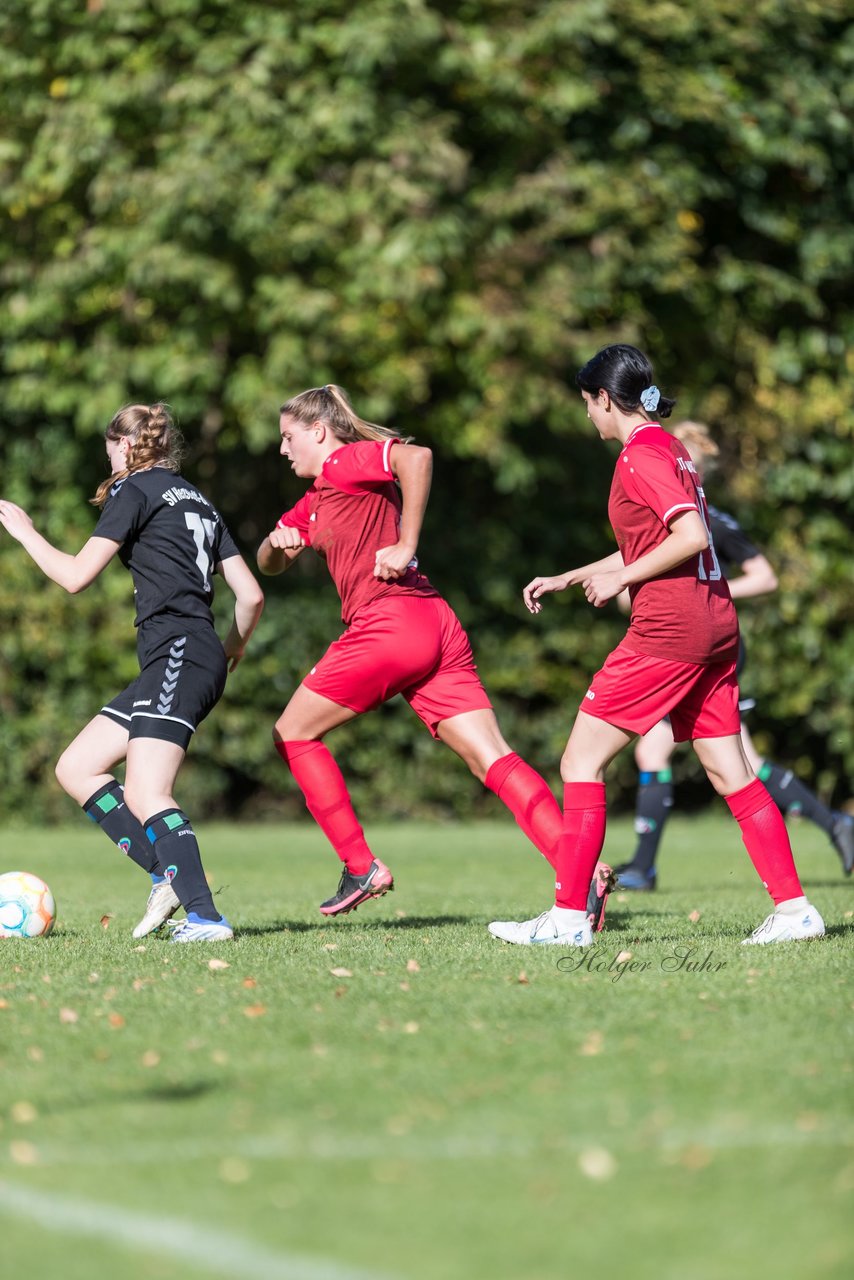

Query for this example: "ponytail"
[575,345,677,419]
[91,403,183,507]
[279,384,412,444]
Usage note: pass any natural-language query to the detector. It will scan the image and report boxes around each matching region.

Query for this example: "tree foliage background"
[1,0,851,822]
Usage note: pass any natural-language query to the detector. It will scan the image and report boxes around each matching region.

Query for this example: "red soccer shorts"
[581,640,740,741]
[303,595,492,736]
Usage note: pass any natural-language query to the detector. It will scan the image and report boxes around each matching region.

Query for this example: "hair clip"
[639,385,661,412]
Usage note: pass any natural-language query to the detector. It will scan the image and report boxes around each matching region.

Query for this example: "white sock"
[551,906,588,928]
[776,896,808,915]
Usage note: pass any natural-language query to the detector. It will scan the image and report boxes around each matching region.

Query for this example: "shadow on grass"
[140,1079,222,1103]
[237,913,474,936]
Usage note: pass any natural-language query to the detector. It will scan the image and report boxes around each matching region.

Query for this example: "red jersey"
[608,424,739,664]
[278,439,439,625]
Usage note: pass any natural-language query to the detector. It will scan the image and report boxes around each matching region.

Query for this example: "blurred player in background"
[616,420,854,890]
[257,384,613,925]
[488,344,825,948]
[0,403,263,941]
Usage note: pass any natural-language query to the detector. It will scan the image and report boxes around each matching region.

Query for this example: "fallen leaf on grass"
[11,1102,37,1124]
[243,1004,267,1018]
[108,1013,125,1029]
[208,958,229,971]
[517,971,530,985]
[329,967,352,978]
[59,1007,79,1024]
[406,959,420,973]
[141,1050,160,1068]
[242,977,257,989]
[322,943,338,952]
[615,950,633,965]
[578,1147,617,1180]
[132,945,146,952]
[403,1021,420,1034]
[99,914,113,929]
[579,1030,604,1057]
[10,1141,38,1166]
[399,981,410,992]
[688,910,701,923]
[0,999,8,1010]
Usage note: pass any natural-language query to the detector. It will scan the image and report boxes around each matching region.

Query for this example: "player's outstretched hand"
[523,572,570,614]
[0,500,35,543]
[374,542,415,580]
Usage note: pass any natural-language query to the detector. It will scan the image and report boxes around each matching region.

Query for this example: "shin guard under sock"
[725,778,803,905]
[555,782,607,910]
[144,808,219,920]
[485,753,563,867]
[630,771,674,873]
[276,739,374,874]
[83,782,160,876]
[758,762,836,836]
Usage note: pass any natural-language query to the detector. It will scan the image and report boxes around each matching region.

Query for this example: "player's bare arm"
[257,524,306,576]
[374,443,433,581]
[584,510,708,608]
[0,500,120,592]
[218,555,265,671]
[727,553,777,600]
[524,551,625,614]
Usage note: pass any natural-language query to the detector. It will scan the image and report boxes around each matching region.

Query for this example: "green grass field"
[1,814,852,1280]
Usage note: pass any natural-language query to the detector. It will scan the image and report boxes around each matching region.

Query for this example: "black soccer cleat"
[586,861,618,932]
[319,858,394,916]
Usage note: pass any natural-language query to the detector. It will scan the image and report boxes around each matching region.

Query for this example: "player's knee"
[635,742,671,772]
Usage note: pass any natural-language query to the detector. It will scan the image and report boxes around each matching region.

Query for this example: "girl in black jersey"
[0,404,264,941]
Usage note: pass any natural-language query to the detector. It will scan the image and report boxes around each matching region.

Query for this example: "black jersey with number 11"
[93,468,239,629]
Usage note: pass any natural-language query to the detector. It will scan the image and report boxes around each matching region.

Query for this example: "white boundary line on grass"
[0,1182,397,1280]
[2,1123,852,1168]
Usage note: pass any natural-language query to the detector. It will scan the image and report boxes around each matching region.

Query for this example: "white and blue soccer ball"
[0,871,56,938]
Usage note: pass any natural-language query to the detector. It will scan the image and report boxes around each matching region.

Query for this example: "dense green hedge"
[1,0,851,822]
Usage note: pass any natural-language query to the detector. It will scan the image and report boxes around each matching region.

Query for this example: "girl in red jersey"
[489,345,824,948]
[257,385,614,920]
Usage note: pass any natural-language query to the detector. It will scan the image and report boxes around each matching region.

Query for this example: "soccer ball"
[0,871,56,938]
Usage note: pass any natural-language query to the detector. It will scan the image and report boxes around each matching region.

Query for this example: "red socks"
[484,753,563,867]
[275,739,374,875]
[725,778,803,904]
[554,782,607,910]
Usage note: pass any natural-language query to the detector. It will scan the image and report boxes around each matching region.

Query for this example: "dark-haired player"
[489,344,824,948]
[617,420,854,890]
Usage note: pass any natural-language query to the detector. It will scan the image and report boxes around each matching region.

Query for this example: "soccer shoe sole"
[319,876,394,917]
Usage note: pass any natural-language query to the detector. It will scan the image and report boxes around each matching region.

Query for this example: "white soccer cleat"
[132,880,181,938]
[169,915,234,943]
[742,903,825,945]
[488,909,593,948]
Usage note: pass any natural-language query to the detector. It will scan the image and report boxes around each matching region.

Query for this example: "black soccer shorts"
[100,624,228,750]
